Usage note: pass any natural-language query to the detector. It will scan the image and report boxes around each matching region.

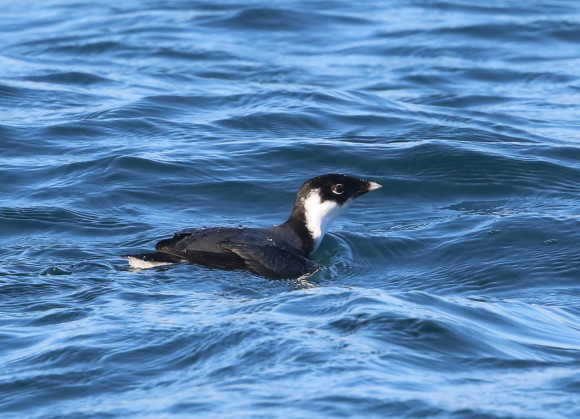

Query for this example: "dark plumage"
[124,174,381,279]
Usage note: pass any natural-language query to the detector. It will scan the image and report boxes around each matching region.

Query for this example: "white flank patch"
[303,189,345,252]
[126,257,174,269]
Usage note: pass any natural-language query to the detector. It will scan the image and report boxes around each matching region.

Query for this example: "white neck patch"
[302,189,345,253]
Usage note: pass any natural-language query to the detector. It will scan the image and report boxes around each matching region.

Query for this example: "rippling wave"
[1,0,579,417]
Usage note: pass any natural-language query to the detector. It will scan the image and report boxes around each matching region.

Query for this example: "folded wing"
[218,238,317,279]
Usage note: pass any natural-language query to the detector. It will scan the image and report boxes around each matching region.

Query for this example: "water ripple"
[1,0,580,417]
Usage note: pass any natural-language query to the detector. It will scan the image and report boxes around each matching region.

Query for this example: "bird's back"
[154,226,314,278]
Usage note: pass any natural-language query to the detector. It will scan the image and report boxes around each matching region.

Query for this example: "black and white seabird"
[124,174,381,279]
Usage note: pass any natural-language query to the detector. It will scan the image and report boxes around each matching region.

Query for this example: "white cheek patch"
[126,257,174,269]
[302,189,345,252]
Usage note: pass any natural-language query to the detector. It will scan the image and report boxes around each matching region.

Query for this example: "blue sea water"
[1,0,579,417]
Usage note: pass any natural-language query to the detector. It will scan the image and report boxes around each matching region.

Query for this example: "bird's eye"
[332,184,344,195]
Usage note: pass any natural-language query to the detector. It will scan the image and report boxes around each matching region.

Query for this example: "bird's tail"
[123,252,183,269]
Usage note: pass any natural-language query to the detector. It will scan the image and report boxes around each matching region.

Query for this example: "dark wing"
[218,238,317,280]
[155,230,193,251]
[152,227,314,278]
[155,228,246,270]
[156,227,237,254]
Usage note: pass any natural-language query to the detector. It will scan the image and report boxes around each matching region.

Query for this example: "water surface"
[1,1,579,417]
